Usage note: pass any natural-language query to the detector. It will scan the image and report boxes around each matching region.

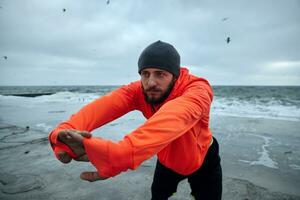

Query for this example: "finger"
[58,151,72,164]
[60,129,92,139]
[58,130,70,142]
[74,154,90,162]
[67,132,84,143]
[69,130,92,138]
[77,131,92,138]
[80,171,107,182]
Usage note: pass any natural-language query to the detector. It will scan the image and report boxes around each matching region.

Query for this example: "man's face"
[140,68,176,105]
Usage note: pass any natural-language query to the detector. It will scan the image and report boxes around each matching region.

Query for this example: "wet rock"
[0,173,45,194]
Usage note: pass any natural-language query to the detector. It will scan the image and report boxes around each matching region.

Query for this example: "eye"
[156,71,166,78]
[141,71,149,78]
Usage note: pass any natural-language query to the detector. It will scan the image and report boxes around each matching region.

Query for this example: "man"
[49,40,222,200]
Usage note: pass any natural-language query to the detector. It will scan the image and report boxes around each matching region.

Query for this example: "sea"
[0,85,299,134]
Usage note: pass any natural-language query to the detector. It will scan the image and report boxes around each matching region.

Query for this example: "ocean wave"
[0,92,101,105]
[34,92,100,103]
[212,97,300,121]
[1,91,299,121]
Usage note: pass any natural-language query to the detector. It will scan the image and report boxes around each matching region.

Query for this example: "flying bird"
[222,17,228,21]
[3,56,7,60]
[226,37,230,44]
[62,8,66,12]
[107,0,110,5]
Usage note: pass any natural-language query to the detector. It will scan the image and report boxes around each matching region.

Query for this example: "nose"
[147,75,157,87]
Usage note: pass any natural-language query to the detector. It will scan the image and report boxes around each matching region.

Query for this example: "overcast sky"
[0,0,299,86]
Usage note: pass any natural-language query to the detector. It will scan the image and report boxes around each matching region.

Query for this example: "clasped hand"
[57,129,106,181]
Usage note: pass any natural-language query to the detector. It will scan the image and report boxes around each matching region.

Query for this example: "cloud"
[265,61,300,70]
[0,0,299,85]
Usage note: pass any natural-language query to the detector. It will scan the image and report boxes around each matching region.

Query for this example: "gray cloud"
[0,0,299,85]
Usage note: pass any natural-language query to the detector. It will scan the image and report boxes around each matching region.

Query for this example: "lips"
[146,90,162,98]
[148,91,160,95]
[146,87,161,92]
[147,89,161,92]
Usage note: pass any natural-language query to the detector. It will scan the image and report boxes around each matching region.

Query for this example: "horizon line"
[0,84,300,87]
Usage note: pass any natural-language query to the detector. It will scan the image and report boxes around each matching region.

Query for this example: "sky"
[0,0,299,86]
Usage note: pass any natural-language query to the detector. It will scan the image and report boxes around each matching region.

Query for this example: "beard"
[142,78,176,105]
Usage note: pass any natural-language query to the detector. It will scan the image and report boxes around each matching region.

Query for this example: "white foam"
[212,98,300,121]
[35,123,53,132]
[289,164,300,170]
[0,92,101,108]
[239,135,278,169]
[34,92,100,103]
[1,92,299,121]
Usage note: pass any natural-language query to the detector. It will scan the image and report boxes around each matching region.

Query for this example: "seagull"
[222,17,228,21]
[62,8,66,12]
[226,37,230,44]
[3,56,7,60]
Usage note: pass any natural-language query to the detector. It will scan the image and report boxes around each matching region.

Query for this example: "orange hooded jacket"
[49,67,213,178]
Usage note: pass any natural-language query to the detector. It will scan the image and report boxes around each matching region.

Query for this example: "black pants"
[151,137,222,200]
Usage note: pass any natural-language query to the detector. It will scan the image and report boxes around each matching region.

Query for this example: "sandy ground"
[0,115,300,200]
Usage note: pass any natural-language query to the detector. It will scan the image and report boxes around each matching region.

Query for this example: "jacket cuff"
[83,137,133,178]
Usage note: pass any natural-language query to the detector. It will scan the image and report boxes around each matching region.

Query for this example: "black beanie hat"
[138,40,180,77]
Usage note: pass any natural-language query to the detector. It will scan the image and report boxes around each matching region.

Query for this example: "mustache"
[145,86,162,92]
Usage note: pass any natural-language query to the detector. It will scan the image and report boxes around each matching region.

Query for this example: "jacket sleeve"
[83,82,213,178]
[49,83,139,159]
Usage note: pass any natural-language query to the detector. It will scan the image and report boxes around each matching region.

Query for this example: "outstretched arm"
[49,82,140,162]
